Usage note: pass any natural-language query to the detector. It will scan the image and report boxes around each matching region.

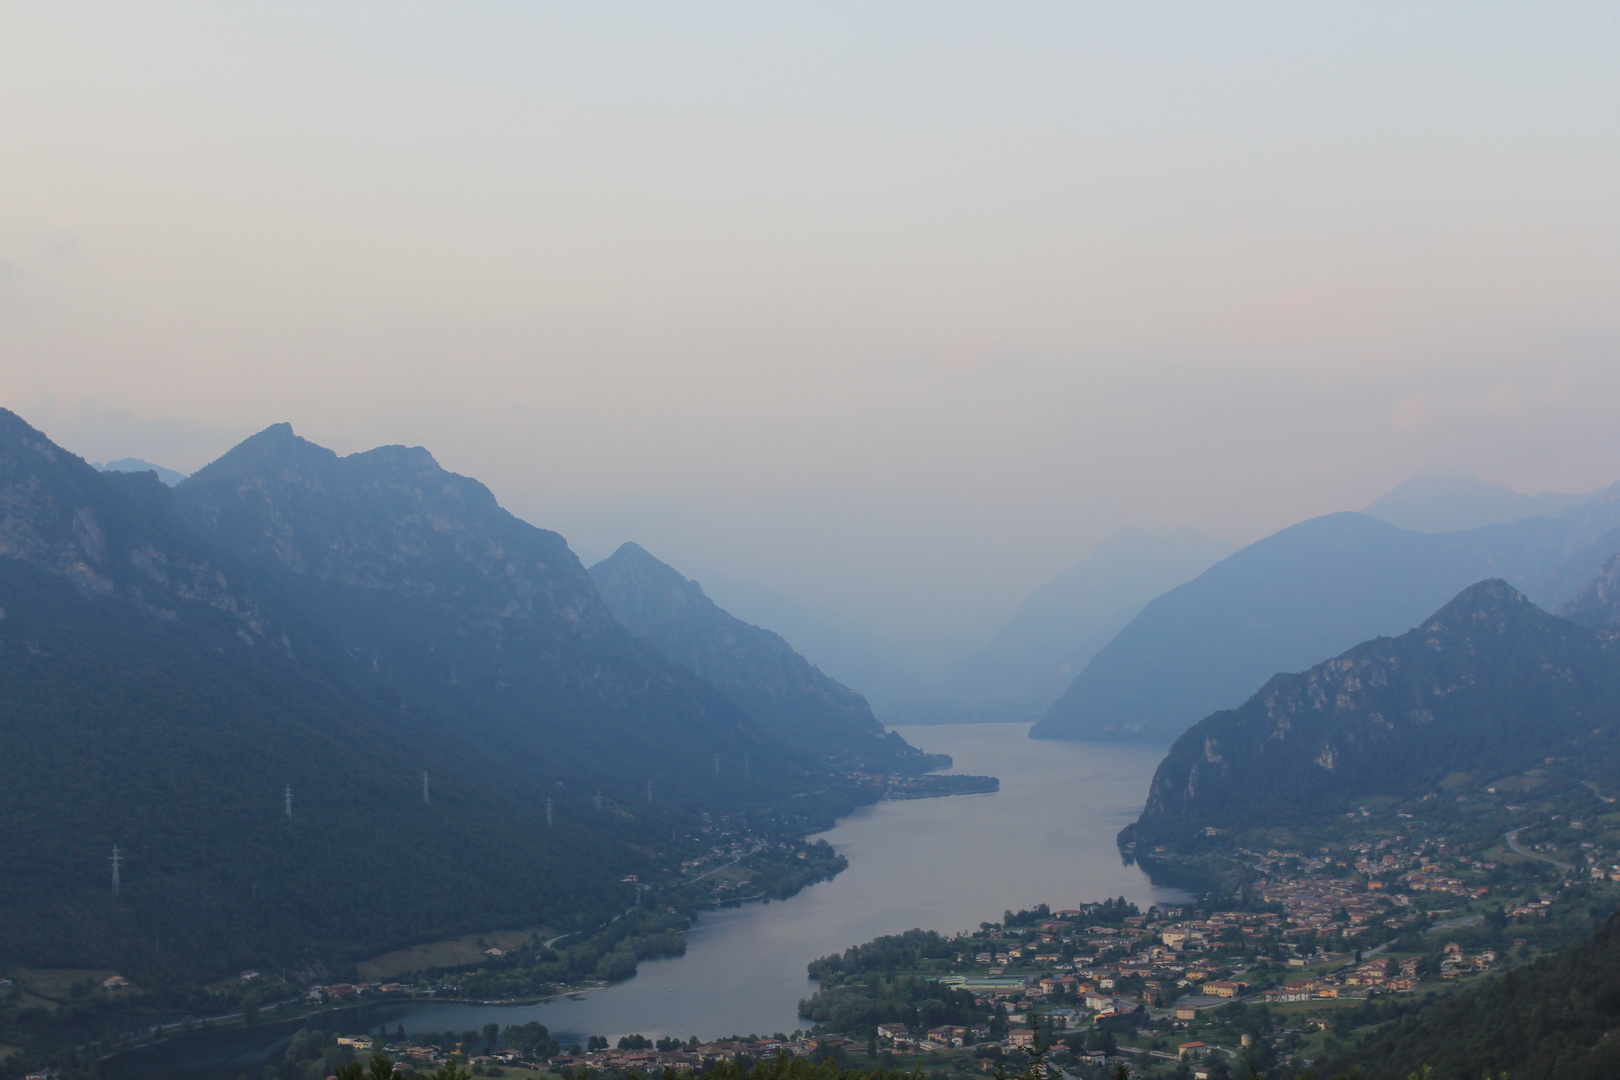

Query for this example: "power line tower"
[593,792,603,811]
[110,845,123,898]
[422,771,430,805]
[743,752,750,775]
[545,796,553,828]
[284,785,293,820]
[646,781,653,804]
[714,753,720,775]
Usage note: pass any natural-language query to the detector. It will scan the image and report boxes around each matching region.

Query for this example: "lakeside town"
[10,786,1616,1080]
[186,812,1608,1080]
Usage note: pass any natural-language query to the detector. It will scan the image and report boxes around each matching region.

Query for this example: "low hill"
[1127,579,1620,850]
[589,543,943,772]
[1034,498,1620,744]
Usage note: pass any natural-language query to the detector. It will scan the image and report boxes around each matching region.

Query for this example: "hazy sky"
[5,3,1620,662]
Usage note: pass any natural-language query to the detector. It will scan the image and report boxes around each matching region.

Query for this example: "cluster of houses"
[1257,875,1393,932]
[551,1036,849,1072]
[305,981,415,1001]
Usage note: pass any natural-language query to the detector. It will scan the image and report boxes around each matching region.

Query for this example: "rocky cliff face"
[176,423,602,629]
[173,425,788,783]
[0,409,266,630]
[590,542,944,772]
[1560,551,1620,627]
[1130,579,1620,846]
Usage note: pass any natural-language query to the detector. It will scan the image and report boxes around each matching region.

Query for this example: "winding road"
[1504,827,1574,872]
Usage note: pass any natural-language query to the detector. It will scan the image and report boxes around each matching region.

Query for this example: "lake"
[106,723,1186,1077]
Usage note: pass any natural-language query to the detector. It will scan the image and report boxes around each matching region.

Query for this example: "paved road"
[1505,827,1574,872]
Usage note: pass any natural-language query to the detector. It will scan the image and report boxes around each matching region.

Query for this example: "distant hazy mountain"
[1033,493,1620,744]
[1363,471,1594,533]
[692,570,932,715]
[1560,550,1620,627]
[948,528,1236,721]
[1127,579,1620,849]
[94,456,188,486]
[589,543,943,772]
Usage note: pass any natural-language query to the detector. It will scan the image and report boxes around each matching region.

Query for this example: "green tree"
[429,1056,472,1080]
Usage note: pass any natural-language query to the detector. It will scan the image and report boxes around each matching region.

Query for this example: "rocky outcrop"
[1560,551,1620,627]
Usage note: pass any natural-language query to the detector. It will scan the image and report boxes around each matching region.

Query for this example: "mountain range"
[1033,495,1620,744]
[1125,577,1620,850]
[589,543,943,773]
[946,528,1235,722]
[1362,470,1598,534]
[0,412,921,980]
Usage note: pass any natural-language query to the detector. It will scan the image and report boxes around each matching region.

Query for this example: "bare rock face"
[1131,579,1620,847]
[0,409,264,624]
[176,424,604,627]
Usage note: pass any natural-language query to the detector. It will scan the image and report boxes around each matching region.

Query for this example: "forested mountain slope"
[0,413,859,983]
[1127,579,1620,850]
[589,542,942,772]
[1034,499,1620,744]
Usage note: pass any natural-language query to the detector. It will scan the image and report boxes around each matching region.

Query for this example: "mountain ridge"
[1034,499,1620,744]
[588,542,944,772]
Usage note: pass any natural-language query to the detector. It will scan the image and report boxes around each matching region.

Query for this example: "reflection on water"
[106,724,1186,1077]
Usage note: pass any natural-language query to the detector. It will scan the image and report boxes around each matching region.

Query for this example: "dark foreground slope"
[1329,909,1620,1080]
[1128,579,1620,850]
[589,543,943,772]
[0,414,853,982]
[1035,499,1620,744]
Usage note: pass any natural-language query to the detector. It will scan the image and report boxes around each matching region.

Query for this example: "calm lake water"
[107,724,1187,1078]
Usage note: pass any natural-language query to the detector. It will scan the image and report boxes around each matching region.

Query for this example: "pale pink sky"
[4,3,1620,659]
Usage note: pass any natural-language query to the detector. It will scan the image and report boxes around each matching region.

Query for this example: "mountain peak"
[589,543,943,772]
[592,542,715,626]
[1130,577,1611,846]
